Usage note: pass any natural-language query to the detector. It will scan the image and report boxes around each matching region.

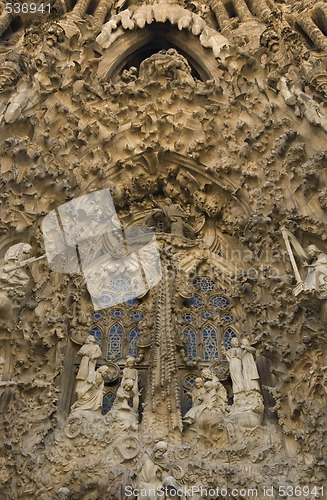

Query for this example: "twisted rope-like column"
[208,0,231,34]
[232,0,252,21]
[297,15,327,51]
[93,0,115,28]
[0,10,13,38]
[72,0,92,17]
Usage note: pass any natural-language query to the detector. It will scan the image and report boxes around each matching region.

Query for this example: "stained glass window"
[130,311,144,321]
[221,313,234,324]
[201,310,214,320]
[224,327,237,350]
[107,323,123,358]
[90,326,102,345]
[184,327,197,360]
[184,374,197,389]
[91,311,103,321]
[203,324,219,360]
[185,294,203,309]
[193,277,215,293]
[102,392,115,415]
[111,309,123,319]
[182,312,195,323]
[185,396,192,412]
[128,327,138,357]
[208,294,229,310]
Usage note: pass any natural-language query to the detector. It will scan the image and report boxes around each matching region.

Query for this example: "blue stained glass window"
[184,327,197,360]
[193,277,215,293]
[203,324,219,360]
[111,309,123,319]
[90,326,102,345]
[185,294,203,310]
[184,374,197,389]
[208,294,229,310]
[185,396,192,412]
[109,276,131,291]
[129,327,138,357]
[224,328,237,350]
[99,293,116,307]
[182,312,195,323]
[108,323,123,358]
[91,311,103,321]
[130,312,144,321]
[221,313,234,324]
[201,310,214,320]
[102,392,116,415]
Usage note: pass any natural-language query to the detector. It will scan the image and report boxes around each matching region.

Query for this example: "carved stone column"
[142,260,182,441]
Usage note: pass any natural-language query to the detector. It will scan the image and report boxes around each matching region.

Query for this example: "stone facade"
[0,1,327,499]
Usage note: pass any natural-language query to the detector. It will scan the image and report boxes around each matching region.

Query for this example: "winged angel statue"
[281,227,327,299]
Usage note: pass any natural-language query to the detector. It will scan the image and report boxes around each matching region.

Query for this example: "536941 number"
[5,3,51,14]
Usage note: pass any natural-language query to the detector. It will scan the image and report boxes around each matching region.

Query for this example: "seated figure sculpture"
[184,368,229,444]
[70,365,110,414]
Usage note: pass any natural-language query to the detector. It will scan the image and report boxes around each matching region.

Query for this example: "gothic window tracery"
[102,391,116,415]
[89,298,143,360]
[182,277,234,361]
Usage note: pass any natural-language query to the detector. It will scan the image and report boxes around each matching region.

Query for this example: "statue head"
[85,335,96,344]
[122,378,134,390]
[307,244,320,257]
[126,356,135,367]
[201,368,213,380]
[231,337,239,348]
[194,377,203,388]
[97,365,109,376]
[164,198,172,206]
[153,441,168,458]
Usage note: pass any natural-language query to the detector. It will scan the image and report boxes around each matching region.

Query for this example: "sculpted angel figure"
[145,195,188,237]
[281,227,327,298]
[303,244,327,294]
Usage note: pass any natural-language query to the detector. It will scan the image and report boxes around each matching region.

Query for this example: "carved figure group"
[184,368,228,438]
[224,337,260,395]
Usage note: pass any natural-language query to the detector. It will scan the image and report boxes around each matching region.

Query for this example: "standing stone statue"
[224,338,245,394]
[71,365,110,414]
[121,356,139,412]
[148,196,188,238]
[76,335,102,384]
[183,377,205,424]
[240,338,260,392]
